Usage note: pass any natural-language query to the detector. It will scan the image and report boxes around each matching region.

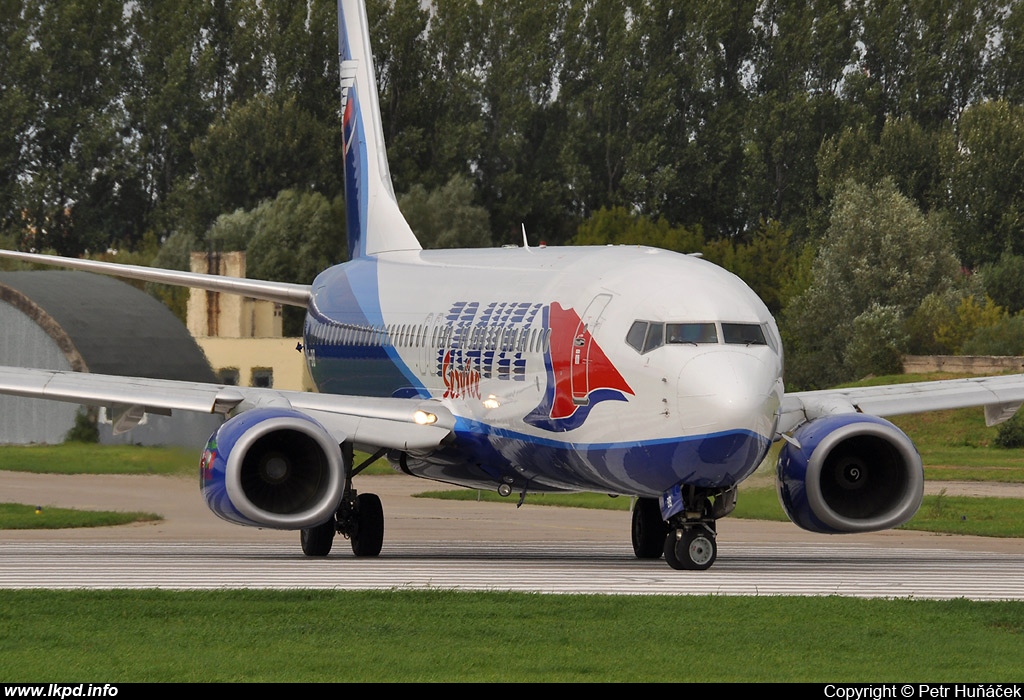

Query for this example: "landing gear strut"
[635,485,735,571]
[300,443,386,558]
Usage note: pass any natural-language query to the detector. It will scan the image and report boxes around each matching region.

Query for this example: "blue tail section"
[338,0,421,260]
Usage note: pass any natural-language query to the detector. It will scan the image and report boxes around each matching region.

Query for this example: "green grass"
[0,503,160,529]
[0,444,198,476]
[732,486,1024,538]
[0,590,1022,682]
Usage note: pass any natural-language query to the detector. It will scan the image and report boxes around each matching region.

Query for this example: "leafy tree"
[934,296,1009,355]
[987,1,1024,104]
[818,117,944,220]
[15,0,136,255]
[904,289,971,355]
[573,207,704,254]
[557,0,637,221]
[782,179,961,389]
[367,0,439,193]
[418,0,487,189]
[125,0,219,241]
[398,175,492,249]
[743,0,855,239]
[0,0,34,240]
[182,94,341,239]
[845,0,997,130]
[994,412,1024,449]
[231,190,344,335]
[940,101,1024,266]
[961,315,1024,357]
[977,252,1024,315]
[844,303,908,378]
[474,0,571,244]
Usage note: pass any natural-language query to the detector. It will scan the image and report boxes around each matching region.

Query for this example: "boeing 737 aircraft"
[2,0,1024,570]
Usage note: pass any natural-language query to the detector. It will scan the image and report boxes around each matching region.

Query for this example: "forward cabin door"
[570,293,612,405]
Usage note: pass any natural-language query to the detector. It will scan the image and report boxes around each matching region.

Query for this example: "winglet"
[338,0,421,260]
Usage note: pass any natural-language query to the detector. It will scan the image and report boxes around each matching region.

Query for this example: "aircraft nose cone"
[676,350,779,437]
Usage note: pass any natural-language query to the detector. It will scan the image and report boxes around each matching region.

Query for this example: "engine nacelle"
[200,408,345,529]
[777,414,924,534]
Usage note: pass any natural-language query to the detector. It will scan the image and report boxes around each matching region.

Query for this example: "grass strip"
[0,444,197,476]
[0,590,1022,682]
[0,503,160,529]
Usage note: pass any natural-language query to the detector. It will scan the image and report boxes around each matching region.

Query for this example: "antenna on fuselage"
[522,223,529,249]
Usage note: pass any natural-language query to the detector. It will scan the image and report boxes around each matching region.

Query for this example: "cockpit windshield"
[627,320,771,353]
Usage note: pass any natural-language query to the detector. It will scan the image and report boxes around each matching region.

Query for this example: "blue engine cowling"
[777,413,924,534]
[200,408,346,529]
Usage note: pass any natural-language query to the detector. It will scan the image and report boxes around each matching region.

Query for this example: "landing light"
[483,395,501,409]
[413,410,437,425]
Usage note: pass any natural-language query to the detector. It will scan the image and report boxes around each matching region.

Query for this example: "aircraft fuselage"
[303,244,784,499]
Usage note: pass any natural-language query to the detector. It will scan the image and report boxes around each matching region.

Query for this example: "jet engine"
[200,408,346,529]
[776,414,924,534]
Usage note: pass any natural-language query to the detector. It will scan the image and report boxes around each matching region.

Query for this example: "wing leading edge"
[779,373,1024,436]
[0,250,311,307]
[0,366,454,451]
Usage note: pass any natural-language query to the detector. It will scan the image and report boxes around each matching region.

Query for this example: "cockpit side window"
[626,321,648,352]
[722,323,767,345]
[642,322,663,353]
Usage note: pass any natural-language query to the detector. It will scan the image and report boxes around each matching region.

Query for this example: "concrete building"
[188,251,312,391]
[0,271,222,446]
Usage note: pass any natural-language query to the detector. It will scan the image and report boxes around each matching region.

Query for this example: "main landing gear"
[631,486,735,571]
[300,444,386,558]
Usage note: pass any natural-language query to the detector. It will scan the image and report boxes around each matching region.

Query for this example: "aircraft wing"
[0,366,454,451]
[0,250,311,307]
[779,373,1024,436]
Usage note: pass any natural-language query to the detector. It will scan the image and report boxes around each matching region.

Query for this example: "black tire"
[300,518,336,557]
[663,528,717,571]
[350,492,384,557]
[631,498,667,559]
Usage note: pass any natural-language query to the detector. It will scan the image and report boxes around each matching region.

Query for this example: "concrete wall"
[187,251,283,338]
[197,337,314,391]
[903,355,1024,375]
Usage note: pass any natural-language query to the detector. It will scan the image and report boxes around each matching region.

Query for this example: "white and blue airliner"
[2,0,1023,570]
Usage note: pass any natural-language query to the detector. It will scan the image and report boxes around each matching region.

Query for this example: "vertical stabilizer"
[338,0,421,259]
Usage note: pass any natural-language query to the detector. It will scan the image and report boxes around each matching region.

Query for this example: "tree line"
[3,0,1024,390]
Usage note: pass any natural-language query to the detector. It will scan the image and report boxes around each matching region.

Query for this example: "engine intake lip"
[804,418,924,532]
[223,414,345,529]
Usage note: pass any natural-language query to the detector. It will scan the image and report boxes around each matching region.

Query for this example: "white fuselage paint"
[304,244,784,499]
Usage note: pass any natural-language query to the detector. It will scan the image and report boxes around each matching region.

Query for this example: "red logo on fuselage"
[442,351,481,399]
[546,303,633,419]
[525,303,633,431]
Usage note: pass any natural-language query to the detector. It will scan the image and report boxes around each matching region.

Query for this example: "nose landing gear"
[633,485,733,570]
[663,524,717,570]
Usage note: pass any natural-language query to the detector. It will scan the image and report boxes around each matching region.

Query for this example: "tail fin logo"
[525,303,633,432]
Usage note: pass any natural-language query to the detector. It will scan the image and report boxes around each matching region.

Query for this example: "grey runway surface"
[3,472,1024,599]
